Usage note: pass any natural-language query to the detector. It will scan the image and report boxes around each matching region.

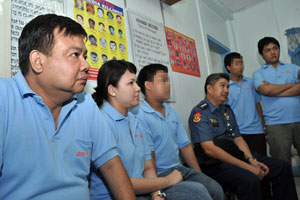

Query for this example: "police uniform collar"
[262,61,284,69]
[103,101,127,121]
[204,98,226,113]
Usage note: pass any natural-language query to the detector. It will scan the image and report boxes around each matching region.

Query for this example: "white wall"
[229,0,300,77]
[0,0,232,135]
[0,0,11,77]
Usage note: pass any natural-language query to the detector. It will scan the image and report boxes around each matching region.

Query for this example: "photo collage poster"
[73,0,128,80]
[165,26,201,77]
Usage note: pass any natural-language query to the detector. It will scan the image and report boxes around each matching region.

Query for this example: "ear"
[144,81,152,91]
[107,84,116,97]
[29,50,43,74]
[226,65,231,72]
[207,84,213,94]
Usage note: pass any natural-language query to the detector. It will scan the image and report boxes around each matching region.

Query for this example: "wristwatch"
[152,190,166,199]
[246,156,257,163]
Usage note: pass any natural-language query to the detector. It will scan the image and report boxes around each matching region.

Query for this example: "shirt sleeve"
[173,110,190,149]
[251,79,261,103]
[188,108,214,143]
[253,69,264,90]
[90,102,119,170]
[136,113,155,152]
[139,121,153,161]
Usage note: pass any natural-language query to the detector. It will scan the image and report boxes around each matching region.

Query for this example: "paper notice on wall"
[11,0,64,76]
[127,10,175,101]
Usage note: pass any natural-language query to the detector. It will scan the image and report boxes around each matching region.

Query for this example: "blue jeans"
[158,165,224,200]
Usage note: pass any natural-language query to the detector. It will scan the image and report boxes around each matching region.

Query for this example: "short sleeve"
[188,108,213,143]
[173,110,190,149]
[253,69,264,90]
[89,103,119,170]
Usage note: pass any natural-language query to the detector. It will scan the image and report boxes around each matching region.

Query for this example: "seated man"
[188,73,298,200]
[137,64,224,200]
[0,14,134,200]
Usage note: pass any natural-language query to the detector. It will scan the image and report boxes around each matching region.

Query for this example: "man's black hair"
[224,52,243,73]
[137,64,168,95]
[19,14,87,75]
[258,37,280,55]
[204,73,230,94]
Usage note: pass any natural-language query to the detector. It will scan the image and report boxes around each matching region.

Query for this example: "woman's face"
[111,70,140,110]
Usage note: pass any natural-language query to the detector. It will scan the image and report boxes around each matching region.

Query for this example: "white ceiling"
[217,0,265,12]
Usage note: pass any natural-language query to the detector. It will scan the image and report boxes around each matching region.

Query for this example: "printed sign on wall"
[165,26,201,77]
[73,0,128,80]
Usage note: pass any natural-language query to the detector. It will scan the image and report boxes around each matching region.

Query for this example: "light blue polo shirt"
[0,72,118,200]
[227,76,264,134]
[136,100,190,175]
[253,63,300,125]
[89,102,151,200]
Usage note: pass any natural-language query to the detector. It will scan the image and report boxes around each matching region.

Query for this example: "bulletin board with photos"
[73,0,128,80]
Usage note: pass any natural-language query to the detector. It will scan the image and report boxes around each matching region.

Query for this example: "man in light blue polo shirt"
[0,14,135,200]
[253,37,300,164]
[225,52,266,156]
[137,64,224,200]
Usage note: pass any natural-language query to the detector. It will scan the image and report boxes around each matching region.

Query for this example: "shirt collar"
[262,61,284,69]
[13,71,36,98]
[229,76,246,86]
[103,101,126,121]
[13,71,78,104]
[203,97,225,113]
[141,99,170,116]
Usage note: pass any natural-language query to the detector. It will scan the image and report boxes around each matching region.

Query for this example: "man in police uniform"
[188,73,297,200]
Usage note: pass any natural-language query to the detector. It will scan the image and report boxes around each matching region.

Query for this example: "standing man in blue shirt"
[225,52,266,155]
[189,73,297,200]
[137,64,224,200]
[225,52,271,199]
[0,14,135,200]
[253,37,300,164]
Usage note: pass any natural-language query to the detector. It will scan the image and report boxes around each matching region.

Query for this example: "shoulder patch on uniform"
[197,103,208,110]
[193,111,202,124]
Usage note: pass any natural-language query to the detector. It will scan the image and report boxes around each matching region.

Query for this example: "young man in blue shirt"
[225,52,266,155]
[0,14,135,200]
[253,37,300,164]
[137,64,224,200]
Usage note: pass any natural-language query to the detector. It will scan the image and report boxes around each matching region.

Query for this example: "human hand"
[166,169,183,186]
[262,80,270,85]
[251,160,269,176]
[153,196,165,200]
[247,165,265,180]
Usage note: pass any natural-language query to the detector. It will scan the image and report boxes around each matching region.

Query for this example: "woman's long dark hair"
[92,60,137,107]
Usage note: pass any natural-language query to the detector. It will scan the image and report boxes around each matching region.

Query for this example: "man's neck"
[230,75,243,85]
[145,97,165,117]
[267,61,280,69]
[206,96,221,109]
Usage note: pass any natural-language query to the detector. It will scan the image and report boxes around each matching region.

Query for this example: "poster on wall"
[73,0,128,81]
[11,0,64,76]
[127,9,175,101]
[165,26,201,77]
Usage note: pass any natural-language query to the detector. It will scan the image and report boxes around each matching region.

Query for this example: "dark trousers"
[202,153,298,200]
[241,134,267,156]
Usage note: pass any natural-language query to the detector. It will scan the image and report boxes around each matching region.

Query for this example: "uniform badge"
[224,112,230,120]
[210,118,219,127]
[193,112,201,123]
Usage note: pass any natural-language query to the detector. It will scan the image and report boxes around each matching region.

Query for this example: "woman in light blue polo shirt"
[89,60,212,200]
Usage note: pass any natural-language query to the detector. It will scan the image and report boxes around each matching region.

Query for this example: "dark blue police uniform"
[188,98,298,200]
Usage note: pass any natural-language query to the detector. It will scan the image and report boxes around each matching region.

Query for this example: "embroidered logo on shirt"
[76,151,92,157]
[135,134,143,138]
[193,112,201,123]
[281,71,291,74]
